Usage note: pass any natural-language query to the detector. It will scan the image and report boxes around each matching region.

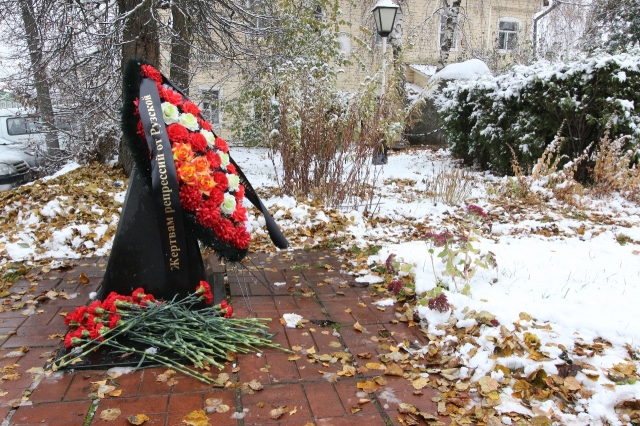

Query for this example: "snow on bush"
[435,50,640,178]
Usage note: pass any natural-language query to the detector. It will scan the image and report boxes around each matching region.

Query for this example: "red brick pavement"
[0,251,444,425]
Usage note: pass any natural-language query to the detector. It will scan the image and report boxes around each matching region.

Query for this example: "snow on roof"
[430,59,491,83]
[409,64,437,77]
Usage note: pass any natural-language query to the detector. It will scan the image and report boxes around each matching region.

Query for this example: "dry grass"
[497,119,640,207]
[425,167,474,205]
[500,125,587,206]
[591,123,640,202]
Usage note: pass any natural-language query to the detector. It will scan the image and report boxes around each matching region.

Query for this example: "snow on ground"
[232,147,640,425]
[1,147,639,424]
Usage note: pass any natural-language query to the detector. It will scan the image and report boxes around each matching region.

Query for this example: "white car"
[0,108,43,190]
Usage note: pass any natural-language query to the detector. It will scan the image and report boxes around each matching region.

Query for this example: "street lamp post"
[372,0,399,96]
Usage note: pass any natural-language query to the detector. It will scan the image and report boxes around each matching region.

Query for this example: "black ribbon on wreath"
[137,78,191,285]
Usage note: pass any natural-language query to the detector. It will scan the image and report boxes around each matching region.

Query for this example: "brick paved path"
[0,251,443,426]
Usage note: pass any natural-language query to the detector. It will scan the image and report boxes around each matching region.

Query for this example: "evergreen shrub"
[435,50,640,179]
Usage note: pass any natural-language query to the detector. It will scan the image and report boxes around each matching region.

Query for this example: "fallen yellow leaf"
[182,409,210,426]
[269,407,286,420]
[365,362,385,370]
[412,377,429,390]
[99,408,121,421]
[127,414,150,425]
[384,363,404,376]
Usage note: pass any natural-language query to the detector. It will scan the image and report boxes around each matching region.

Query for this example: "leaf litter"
[1,150,639,424]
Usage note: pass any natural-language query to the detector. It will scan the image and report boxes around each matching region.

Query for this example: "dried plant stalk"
[592,120,639,202]
[425,168,474,205]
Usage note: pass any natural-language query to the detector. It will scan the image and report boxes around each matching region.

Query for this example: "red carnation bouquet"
[135,64,251,252]
[55,282,284,384]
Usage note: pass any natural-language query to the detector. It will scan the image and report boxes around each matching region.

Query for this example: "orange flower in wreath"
[197,175,217,196]
[192,156,210,174]
[178,163,197,185]
[172,143,194,164]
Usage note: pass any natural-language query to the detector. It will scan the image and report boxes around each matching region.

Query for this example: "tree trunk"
[170,3,191,94]
[437,0,462,72]
[19,0,60,161]
[118,0,160,176]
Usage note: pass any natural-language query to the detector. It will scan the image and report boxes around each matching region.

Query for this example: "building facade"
[181,0,545,141]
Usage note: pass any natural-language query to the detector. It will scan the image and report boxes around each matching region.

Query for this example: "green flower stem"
[105,340,220,385]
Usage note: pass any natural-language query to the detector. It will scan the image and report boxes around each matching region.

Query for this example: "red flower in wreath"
[196,204,221,228]
[188,132,208,153]
[90,323,107,341]
[182,101,201,116]
[208,188,224,206]
[214,218,235,242]
[234,185,245,202]
[141,64,163,84]
[166,124,189,144]
[197,117,212,131]
[160,87,183,105]
[213,172,228,192]
[64,333,80,349]
[206,150,221,169]
[180,185,202,211]
[231,204,248,223]
[214,137,229,153]
[226,163,237,175]
[233,226,251,250]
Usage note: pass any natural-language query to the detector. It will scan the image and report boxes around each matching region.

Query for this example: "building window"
[497,19,519,50]
[195,53,221,64]
[439,12,459,50]
[201,89,221,126]
[246,0,266,38]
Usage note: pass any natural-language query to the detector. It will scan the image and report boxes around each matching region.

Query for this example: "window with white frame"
[439,12,459,50]
[497,19,519,50]
[246,0,266,39]
[195,53,221,64]
[201,89,221,126]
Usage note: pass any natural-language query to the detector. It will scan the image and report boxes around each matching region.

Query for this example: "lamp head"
[372,0,399,38]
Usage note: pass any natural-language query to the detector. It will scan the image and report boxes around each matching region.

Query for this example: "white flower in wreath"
[221,193,237,215]
[161,102,180,124]
[200,130,215,147]
[227,174,240,192]
[220,153,230,168]
[179,113,200,131]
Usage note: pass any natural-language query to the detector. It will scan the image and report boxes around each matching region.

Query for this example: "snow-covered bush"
[436,50,640,179]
